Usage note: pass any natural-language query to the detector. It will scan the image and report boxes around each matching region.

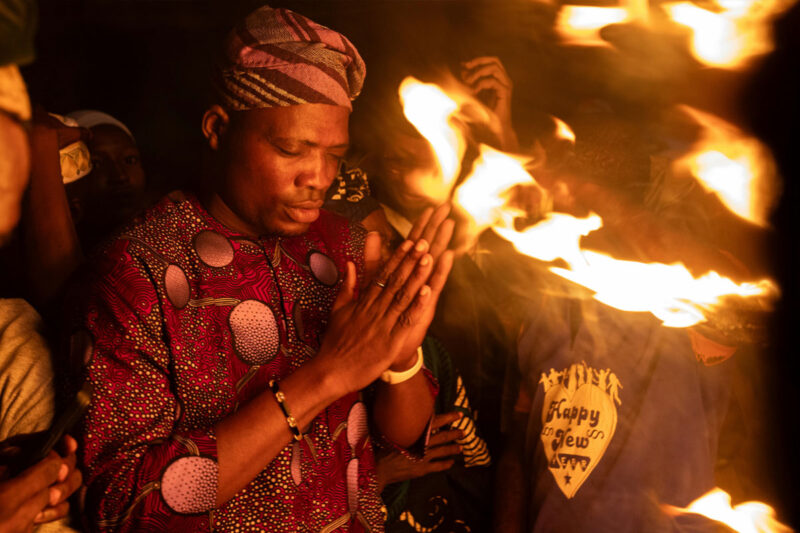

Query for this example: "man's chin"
[264,218,312,238]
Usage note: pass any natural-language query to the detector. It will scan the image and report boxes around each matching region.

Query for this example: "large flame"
[664,488,793,533]
[674,105,779,227]
[398,77,777,328]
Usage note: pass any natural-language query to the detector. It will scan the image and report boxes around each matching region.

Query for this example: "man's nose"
[107,160,131,186]
[296,152,338,191]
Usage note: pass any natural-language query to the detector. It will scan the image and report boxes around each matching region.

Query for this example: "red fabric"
[72,193,385,532]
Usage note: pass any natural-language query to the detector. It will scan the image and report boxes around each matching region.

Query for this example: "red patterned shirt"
[70,192,385,532]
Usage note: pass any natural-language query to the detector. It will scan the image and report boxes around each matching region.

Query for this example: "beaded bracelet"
[268,379,302,441]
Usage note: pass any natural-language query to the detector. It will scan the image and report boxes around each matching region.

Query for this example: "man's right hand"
[0,435,82,533]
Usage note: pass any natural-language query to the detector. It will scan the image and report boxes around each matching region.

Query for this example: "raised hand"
[460,56,519,152]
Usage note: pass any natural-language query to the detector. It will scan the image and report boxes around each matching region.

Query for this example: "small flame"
[553,116,576,143]
[674,106,779,227]
[456,145,537,230]
[665,2,744,66]
[664,488,793,533]
[663,0,793,68]
[556,6,631,46]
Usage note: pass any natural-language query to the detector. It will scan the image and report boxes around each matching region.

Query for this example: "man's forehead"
[239,104,350,144]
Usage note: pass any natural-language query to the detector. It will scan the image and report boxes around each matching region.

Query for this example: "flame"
[550,250,774,327]
[491,211,773,328]
[554,0,793,69]
[553,116,576,143]
[399,77,466,192]
[663,0,793,68]
[455,145,537,230]
[664,488,793,533]
[396,77,778,327]
[556,6,631,46]
[674,106,779,227]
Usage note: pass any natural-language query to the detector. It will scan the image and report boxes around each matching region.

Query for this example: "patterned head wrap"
[214,5,366,111]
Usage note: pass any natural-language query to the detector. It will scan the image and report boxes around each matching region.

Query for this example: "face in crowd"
[67,123,146,230]
[203,103,350,238]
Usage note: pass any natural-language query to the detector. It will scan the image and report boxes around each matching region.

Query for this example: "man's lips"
[285,201,323,224]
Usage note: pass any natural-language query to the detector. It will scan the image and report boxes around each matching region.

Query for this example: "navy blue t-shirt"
[517,296,733,532]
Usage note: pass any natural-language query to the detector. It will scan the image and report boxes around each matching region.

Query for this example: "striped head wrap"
[214,6,366,111]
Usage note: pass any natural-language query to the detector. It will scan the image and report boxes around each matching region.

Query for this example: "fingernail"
[420,254,431,266]
[35,511,44,523]
[50,487,62,506]
[400,240,412,252]
[420,285,431,296]
[415,239,427,252]
[58,462,69,482]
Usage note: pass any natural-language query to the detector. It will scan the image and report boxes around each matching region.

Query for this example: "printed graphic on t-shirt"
[539,363,622,498]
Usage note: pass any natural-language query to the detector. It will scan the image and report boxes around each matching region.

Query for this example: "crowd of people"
[1,1,795,532]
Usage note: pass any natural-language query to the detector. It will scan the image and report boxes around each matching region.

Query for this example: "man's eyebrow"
[300,140,350,150]
[271,136,349,150]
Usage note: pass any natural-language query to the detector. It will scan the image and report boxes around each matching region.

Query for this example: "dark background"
[21,0,799,528]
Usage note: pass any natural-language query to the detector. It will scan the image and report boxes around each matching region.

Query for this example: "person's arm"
[24,109,84,307]
[76,241,221,531]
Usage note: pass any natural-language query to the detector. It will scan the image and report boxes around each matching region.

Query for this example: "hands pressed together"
[319,203,455,395]
[0,435,82,533]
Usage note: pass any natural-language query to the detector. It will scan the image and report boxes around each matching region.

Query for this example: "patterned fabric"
[69,192,385,532]
[215,5,366,111]
[324,166,381,222]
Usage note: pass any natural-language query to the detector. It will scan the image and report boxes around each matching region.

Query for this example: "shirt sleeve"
[74,240,218,532]
[0,299,54,441]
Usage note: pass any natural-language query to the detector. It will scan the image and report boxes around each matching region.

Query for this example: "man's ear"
[202,105,230,150]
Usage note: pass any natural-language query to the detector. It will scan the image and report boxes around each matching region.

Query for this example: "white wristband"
[380,346,424,385]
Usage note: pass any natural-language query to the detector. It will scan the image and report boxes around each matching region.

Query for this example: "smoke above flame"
[396,76,778,328]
